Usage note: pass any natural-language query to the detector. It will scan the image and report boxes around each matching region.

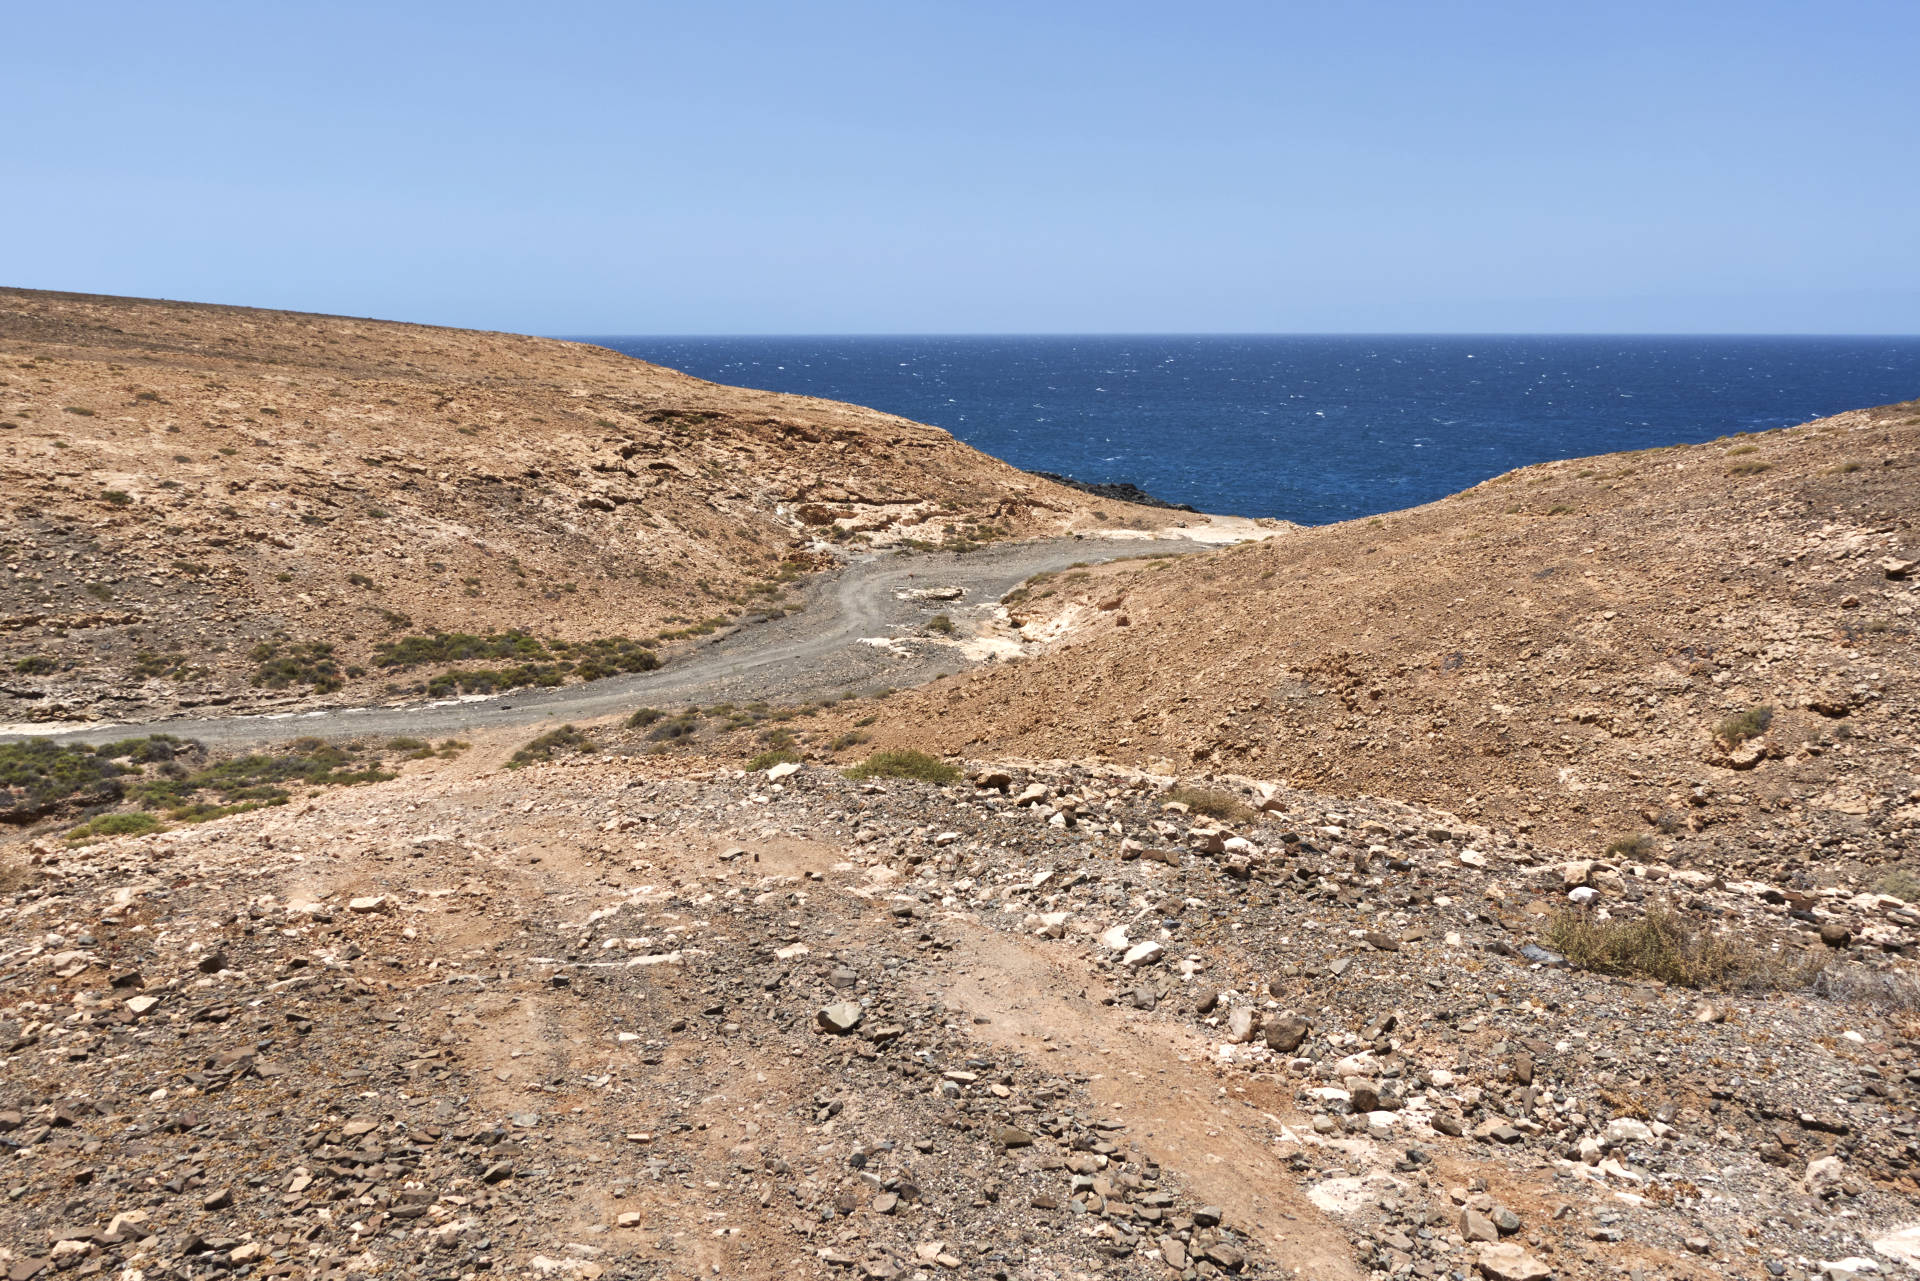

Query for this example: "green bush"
[375,631,659,687]
[131,737,391,811]
[647,713,702,742]
[926,614,955,635]
[747,749,802,770]
[1716,705,1773,746]
[250,640,343,693]
[376,630,550,667]
[0,739,130,818]
[626,707,666,728]
[843,749,961,785]
[66,811,162,845]
[507,725,596,769]
[425,663,569,697]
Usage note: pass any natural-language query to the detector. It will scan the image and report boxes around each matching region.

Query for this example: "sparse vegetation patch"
[843,749,961,785]
[1544,907,1818,990]
[507,725,596,768]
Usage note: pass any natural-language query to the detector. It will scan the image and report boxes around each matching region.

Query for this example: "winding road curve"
[5,536,1214,749]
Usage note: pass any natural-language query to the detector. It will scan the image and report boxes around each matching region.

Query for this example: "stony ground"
[6,738,1919,1281]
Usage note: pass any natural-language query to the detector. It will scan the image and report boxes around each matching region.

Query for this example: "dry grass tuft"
[1813,966,1920,1015]
[1545,908,1820,991]
[1165,786,1257,825]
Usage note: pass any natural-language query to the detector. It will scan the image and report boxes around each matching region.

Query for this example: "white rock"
[348,895,389,914]
[1806,1154,1849,1196]
[1603,1117,1653,1147]
[1122,941,1165,968]
[1872,1225,1920,1268]
[1099,926,1132,951]
[1568,886,1597,905]
[1225,1008,1258,1044]
[766,762,801,781]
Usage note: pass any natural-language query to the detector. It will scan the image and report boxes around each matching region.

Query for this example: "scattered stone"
[1475,1242,1553,1281]
[816,1002,864,1034]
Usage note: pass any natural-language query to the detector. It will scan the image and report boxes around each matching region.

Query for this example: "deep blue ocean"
[583,336,1920,525]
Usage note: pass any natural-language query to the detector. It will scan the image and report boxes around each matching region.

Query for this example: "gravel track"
[7,536,1208,748]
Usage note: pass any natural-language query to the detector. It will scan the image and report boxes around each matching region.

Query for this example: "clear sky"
[8,1,1917,334]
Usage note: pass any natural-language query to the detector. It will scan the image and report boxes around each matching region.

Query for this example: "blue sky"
[8,1,1917,334]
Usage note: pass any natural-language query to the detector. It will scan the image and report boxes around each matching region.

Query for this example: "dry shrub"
[1716,705,1773,746]
[1812,967,1920,1015]
[1545,908,1820,991]
[1875,867,1920,902]
[1166,786,1257,825]
[1605,833,1655,859]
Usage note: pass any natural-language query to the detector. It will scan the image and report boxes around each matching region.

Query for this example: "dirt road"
[7,535,1210,748]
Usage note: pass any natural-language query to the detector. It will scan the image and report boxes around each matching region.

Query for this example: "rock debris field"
[6,745,1920,1281]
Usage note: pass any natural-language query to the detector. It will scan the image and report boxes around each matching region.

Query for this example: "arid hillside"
[854,400,1920,863]
[0,288,1156,723]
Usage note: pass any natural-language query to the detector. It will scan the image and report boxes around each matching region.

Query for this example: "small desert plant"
[926,614,955,635]
[66,811,163,845]
[830,730,873,752]
[1812,966,1920,1014]
[506,725,595,769]
[250,639,343,693]
[1729,460,1773,476]
[1716,704,1773,746]
[1875,867,1920,902]
[102,490,132,506]
[626,707,666,728]
[747,749,802,770]
[647,712,702,742]
[1604,833,1655,859]
[1165,786,1257,825]
[843,749,961,785]
[1544,908,1819,991]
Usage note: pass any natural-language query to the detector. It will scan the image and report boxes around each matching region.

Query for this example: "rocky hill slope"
[852,400,1920,867]
[0,289,1156,725]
